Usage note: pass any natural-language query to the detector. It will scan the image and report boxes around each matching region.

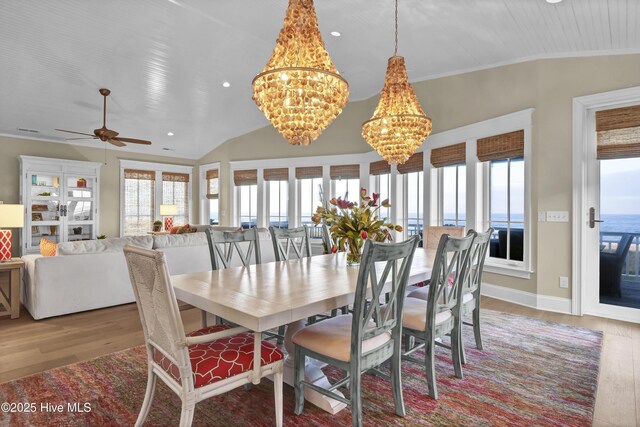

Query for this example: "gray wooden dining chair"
[269,225,312,261]
[401,232,474,399]
[123,245,284,427]
[292,235,420,427]
[321,223,349,316]
[458,228,493,364]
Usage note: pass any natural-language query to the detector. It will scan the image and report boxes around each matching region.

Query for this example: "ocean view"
[600,214,640,234]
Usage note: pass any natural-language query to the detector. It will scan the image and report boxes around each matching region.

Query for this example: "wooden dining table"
[172,248,435,414]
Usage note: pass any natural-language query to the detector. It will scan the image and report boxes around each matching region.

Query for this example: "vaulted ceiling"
[0,0,638,159]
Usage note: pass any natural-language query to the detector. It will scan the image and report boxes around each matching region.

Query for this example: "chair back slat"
[206,227,262,270]
[427,233,475,321]
[270,226,312,261]
[321,223,334,254]
[351,236,420,347]
[464,228,493,295]
[124,245,189,367]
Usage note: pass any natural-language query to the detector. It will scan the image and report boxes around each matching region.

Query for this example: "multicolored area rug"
[0,310,601,427]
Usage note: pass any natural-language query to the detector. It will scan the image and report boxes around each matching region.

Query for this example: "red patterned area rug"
[0,310,601,427]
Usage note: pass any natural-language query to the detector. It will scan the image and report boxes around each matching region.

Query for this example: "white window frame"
[199,162,220,225]
[438,163,466,227]
[119,160,193,236]
[266,178,289,228]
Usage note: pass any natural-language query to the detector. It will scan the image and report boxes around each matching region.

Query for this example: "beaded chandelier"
[252,0,349,146]
[362,0,432,164]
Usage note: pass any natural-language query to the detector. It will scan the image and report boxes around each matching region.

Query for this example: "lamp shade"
[0,204,24,228]
[160,204,178,216]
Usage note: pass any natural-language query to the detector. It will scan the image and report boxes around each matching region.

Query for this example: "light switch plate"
[547,211,569,222]
[559,276,569,289]
[538,211,546,222]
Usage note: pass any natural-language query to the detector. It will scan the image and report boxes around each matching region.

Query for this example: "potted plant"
[97,234,106,240]
[153,220,163,232]
[312,188,403,266]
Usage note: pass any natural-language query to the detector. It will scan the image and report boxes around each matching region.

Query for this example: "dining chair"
[269,225,312,261]
[292,235,420,427]
[423,225,465,250]
[457,228,492,364]
[321,222,349,316]
[401,232,474,399]
[123,245,284,427]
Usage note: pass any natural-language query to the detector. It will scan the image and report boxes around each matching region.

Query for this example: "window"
[234,169,257,229]
[370,160,392,221]
[206,169,219,225]
[398,152,424,240]
[296,166,323,239]
[330,165,359,201]
[478,130,526,263]
[162,172,189,226]
[441,164,466,227]
[123,169,155,236]
[265,168,289,228]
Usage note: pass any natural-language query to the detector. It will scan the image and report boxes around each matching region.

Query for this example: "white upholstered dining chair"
[123,245,284,427]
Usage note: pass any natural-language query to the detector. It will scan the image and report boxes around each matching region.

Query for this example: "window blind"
[431,143,466,168]
[206,169,219,200]
[295,166,323,179]
[264,168,289,181]
[397,151,424,174]
[124,169,155,180]
[329,164,359,180]
[596,105,640,160]
[234,169,258,186]
[123,169,155,235]
[162,173,190,225]
[477,130,524,162]
[369,160,391,176]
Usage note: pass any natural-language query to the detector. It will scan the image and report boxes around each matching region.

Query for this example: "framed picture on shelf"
[32,213,43,221]
[32,204,48,211]
[31,226,39,235]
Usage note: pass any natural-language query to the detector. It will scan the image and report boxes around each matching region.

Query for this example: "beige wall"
[198,54,640,299]
[0,135,196,256]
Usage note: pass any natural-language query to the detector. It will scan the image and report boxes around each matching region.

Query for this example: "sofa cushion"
[57,236,153,255]
[153,232,207,249]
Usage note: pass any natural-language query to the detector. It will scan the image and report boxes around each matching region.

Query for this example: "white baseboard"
[482,283,572,315]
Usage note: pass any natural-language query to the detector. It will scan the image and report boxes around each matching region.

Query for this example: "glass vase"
[346,237,363,267]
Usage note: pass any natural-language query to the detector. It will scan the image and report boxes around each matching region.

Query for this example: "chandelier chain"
[394,0,398,56]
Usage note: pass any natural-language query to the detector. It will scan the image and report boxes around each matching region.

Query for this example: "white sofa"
[21,227,276,320]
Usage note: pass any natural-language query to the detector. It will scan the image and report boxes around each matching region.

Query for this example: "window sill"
[483,262,532,279]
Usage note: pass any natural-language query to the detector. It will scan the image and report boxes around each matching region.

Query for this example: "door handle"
[589,207,604,228]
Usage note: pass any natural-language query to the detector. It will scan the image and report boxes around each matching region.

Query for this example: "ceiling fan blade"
[55,129,95,137]
[107,138,126,147]
[113,137,152,145]
[65,137,98,141]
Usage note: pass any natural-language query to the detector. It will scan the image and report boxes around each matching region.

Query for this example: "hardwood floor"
[1,297,638,426]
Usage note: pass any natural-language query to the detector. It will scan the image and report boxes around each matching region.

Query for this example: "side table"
[0,258,24,319]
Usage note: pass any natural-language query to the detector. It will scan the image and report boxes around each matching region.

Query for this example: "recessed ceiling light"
[330,31,341,37]
[167,132,174,136]
[222,81,231,88]
[546,0,562,3]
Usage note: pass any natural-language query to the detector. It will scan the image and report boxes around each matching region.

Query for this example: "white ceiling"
[1,0,638,159]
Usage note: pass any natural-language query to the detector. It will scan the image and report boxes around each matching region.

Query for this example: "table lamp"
[160,204,178,231]
[0,203,24,261]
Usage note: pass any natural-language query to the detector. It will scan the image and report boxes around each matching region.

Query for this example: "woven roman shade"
[295,166,323,179]
[206,169,219,200]
[234,169,258,186]
[477,130,524,162]
[369,160,391,176]
[162,172,189,182]
[124,169,155,180]
[397,151,424,174]
[596,105,640,160]
[431,143,466,168]
[264,168,289,181]
[330,164,359,180]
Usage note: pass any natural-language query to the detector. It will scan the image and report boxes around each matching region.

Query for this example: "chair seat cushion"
[407,286,429,300]
[462,292,474,304]
[153,324,284,388]
[402,297,452,332]
[291,314,391,362]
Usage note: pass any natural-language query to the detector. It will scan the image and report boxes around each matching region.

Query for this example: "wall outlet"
[538,211,546,222]
[559,276,569,289]
[547,211,569,222]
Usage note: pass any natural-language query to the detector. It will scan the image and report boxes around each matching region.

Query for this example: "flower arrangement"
[312,188,403,265]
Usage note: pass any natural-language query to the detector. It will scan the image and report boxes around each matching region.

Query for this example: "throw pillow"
[176,224,197,234]
[40,238,57,256]
[169,226,180,234]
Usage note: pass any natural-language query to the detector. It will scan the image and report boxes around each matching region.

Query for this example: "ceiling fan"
[56,88,151,147]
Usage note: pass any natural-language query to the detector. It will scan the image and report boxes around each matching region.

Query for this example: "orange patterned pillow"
[40,238,57,256]
[176,224,197,234]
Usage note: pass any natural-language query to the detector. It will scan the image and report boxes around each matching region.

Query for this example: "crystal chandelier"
[361,0,432,164]
[252,0,349,146]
